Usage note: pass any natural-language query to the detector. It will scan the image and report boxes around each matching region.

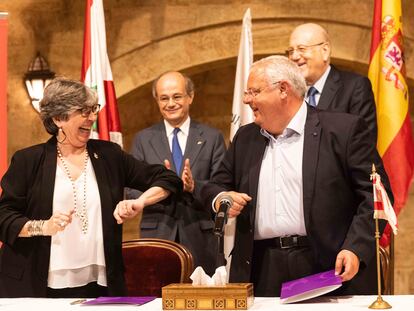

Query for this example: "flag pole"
[369,164,391,310]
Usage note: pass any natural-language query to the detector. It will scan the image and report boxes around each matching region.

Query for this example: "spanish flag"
[368,0,414,246]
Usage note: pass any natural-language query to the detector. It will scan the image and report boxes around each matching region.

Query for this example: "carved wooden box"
[162,283,254,310]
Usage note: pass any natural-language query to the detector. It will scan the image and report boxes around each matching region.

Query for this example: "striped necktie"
[307,86,318,107]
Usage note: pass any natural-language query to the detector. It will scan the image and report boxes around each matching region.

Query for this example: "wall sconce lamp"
[24,52,55,112]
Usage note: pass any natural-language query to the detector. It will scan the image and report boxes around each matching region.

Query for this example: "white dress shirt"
[254,103,308,239]
[306,65,331,106]
[164,117,190,154]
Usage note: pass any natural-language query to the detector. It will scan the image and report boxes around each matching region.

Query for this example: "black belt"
[255,235,309,249]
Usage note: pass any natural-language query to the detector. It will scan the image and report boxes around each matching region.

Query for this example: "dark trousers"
[47,282,107,298]
[250,239,316,297]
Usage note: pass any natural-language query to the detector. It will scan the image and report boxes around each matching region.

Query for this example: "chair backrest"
[379,245,391,295]
[122,238,194,297]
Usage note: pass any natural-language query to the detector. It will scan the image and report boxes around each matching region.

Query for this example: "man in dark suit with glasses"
[127,71,226,274]
[287,23,377,142]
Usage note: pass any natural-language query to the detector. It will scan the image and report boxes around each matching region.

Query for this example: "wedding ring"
[59,221,66,227]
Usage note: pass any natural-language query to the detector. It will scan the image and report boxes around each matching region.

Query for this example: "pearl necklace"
[57,146,89,234]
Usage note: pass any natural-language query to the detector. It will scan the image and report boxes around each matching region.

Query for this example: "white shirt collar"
[164,116,191,137]
[311,65,331,94]
[261,102,307,139]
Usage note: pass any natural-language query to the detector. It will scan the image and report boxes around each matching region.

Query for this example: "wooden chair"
[122,238,194,297]
[379,245,392,294]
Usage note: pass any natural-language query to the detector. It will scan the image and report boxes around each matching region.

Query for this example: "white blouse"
[48,158,107,289]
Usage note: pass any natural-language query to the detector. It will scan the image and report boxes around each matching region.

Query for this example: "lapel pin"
[197,141,203,145]
[94,152,99,159]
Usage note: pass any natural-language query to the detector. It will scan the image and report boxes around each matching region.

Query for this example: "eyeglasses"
[285,42,326,57]
[243,81,281,100]
[79,104,100,117]
[158,94,187,104]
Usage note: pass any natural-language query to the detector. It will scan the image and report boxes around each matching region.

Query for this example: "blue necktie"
[307,86,318,107]
[172,128,183,174]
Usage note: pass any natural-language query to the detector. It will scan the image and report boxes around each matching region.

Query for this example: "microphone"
[214,195,233,236]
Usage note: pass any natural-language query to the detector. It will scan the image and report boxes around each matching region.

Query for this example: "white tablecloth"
[0,295,413,310]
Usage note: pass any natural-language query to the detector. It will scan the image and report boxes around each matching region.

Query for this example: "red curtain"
[0,13,8,190]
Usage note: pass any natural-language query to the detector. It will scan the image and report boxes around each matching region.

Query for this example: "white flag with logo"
[225,8,254,279]
[230,8,254,140]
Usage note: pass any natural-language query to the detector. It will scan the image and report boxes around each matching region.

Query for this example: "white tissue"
[190,266,228,286]
[211,266,227,285]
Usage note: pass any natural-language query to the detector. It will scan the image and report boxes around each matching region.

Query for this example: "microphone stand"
[213,196,233,268]
[215,227,227,268]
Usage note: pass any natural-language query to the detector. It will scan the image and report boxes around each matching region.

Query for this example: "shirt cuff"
[212,191,227,212]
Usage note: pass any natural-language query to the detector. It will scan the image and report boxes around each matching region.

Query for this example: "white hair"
[251,55,307,98]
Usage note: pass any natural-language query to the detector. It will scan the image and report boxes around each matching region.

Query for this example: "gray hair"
[251,55,307,98]
[151,71,195,99]
[39,77,98,135]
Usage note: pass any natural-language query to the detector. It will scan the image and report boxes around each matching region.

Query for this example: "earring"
[56,127,67,144]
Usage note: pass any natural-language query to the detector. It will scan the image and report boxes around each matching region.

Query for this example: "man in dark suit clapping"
[127,71,226,275]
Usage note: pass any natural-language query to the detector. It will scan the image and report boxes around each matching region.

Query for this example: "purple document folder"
[280,269,342,304]
[82,296,156,306]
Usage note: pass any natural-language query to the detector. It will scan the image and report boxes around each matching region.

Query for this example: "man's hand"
[181,158,194,193]
[165,158,194,193]
[216,191,252,218]
[335,249,360,282]
[164,159,172,170]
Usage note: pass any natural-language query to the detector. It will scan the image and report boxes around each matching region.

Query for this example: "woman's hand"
[43,210,74,236]
[113,199,144,224]
[114,186,170,224]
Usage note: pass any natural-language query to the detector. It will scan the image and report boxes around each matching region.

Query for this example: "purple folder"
[280,269,342,304]
[82,296,156,306]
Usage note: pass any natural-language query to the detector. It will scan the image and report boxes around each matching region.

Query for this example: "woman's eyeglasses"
[79,104,101,117]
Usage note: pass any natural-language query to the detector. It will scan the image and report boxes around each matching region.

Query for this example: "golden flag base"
[368,167,393,311]
[369,296,392,309]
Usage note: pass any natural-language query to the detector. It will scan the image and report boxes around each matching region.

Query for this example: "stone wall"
[1,0,413,293]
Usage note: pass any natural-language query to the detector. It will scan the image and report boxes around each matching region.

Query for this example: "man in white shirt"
[202,56,391,296]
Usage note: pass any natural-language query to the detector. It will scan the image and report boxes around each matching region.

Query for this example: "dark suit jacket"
[127,120,226,274]
[318,66,377,142]
[0,137,181,297]
[202,107,391,294]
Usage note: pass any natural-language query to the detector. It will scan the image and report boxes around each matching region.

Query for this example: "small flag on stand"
[81,0,122,147]
[371,166,398,235]
[369,164,394,309]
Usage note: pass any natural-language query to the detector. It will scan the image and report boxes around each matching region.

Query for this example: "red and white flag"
[81,0,122,146]
[371,170,398,235]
